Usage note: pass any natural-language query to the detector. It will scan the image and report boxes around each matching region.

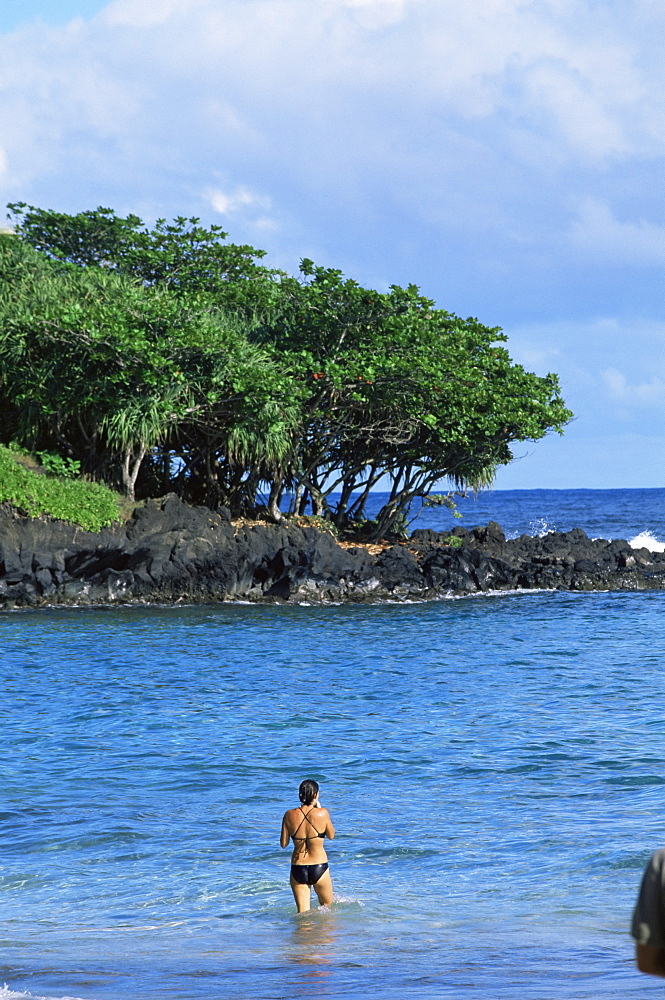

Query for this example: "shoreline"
[2,494,665,611]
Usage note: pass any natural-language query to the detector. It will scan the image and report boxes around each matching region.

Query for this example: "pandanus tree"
[0,237,188,497]
[0,234,291,503]
[167,341,302,516]
[3,203,299,508]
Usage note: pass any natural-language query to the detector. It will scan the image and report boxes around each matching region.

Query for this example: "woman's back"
[282,804,333,864]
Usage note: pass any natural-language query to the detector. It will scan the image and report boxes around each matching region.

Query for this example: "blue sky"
[1,0,663,488]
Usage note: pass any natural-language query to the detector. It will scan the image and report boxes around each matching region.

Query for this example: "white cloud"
[0,0,663,313]
[252,216,278,232]
[503,317,665,449]
[9,0,659,165]
[507,344,562,371]
[506,317,665,375]
[206,185,272,216]
[603,368,665,406]
[201,99,261,144]
[101,0,199,28]
[343,0,407,29]
[569,199,665,265]
[1,3,662,196]
[521,62,626,160]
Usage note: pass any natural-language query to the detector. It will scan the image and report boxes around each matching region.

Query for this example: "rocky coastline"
[1,494,665,610]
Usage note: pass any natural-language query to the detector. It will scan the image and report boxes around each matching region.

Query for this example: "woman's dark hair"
[299,779,319,805]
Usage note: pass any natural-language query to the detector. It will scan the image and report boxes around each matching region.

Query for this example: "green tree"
[6,202,271,291]
[2,206,573,536]
[254,262,572,536]
[0,233,296,504]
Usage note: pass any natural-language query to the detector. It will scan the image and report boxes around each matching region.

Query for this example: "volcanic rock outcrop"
[1,495,664,609]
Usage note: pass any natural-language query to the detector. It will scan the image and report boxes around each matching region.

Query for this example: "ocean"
[1,488,665,1000]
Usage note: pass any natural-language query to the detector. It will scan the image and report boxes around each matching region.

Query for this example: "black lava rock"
[2,498,665,609]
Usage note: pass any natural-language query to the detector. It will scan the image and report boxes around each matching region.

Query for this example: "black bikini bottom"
[290,862,329,886]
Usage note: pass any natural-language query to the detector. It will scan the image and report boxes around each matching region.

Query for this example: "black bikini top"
[292,805,326,841]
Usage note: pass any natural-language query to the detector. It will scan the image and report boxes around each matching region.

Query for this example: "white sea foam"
[629,531,665,552]
[441,587,556,601]
[1,986,95,1000]
[528,517,557,537]
[332,894,364,906]
[0,987,30,1000]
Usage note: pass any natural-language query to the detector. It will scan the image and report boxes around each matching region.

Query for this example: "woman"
[280,778,335,912]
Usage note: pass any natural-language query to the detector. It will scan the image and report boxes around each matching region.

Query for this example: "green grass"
[0,445,121,531]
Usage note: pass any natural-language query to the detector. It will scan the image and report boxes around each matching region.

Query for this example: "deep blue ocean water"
[370,485,665,544]
[2,489,665,1000]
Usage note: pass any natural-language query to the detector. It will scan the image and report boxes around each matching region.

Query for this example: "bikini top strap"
[293,805,325,840]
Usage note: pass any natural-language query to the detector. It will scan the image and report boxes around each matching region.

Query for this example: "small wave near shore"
[630,530,665,552]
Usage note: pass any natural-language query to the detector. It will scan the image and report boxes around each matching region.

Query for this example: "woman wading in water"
[281,779,335,912]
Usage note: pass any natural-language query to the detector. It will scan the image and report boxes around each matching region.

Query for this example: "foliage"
[423,493,464,518]
[253,262,572,535]
[37,451,81,478]
[6,202,273,290]
[1,204,574,539]
[0,233,296,505]
[0,446,120,530]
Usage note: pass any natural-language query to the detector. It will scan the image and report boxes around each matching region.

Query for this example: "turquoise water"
[2,490,665,999]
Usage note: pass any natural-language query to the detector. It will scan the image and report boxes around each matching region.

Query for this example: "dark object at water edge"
[1,496,664,610]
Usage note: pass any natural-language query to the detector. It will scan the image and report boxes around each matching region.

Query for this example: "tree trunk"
[122,444,146,502]
[310,486,325,516]
[267,478,284,523]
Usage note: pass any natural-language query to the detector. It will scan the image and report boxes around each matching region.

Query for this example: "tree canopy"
[0,203,572,537]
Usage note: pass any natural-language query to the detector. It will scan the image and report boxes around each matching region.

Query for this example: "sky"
[0,0,663,489]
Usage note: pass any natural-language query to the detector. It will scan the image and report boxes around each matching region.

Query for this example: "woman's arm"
[280,812,291,849]
[324,810,335,840]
